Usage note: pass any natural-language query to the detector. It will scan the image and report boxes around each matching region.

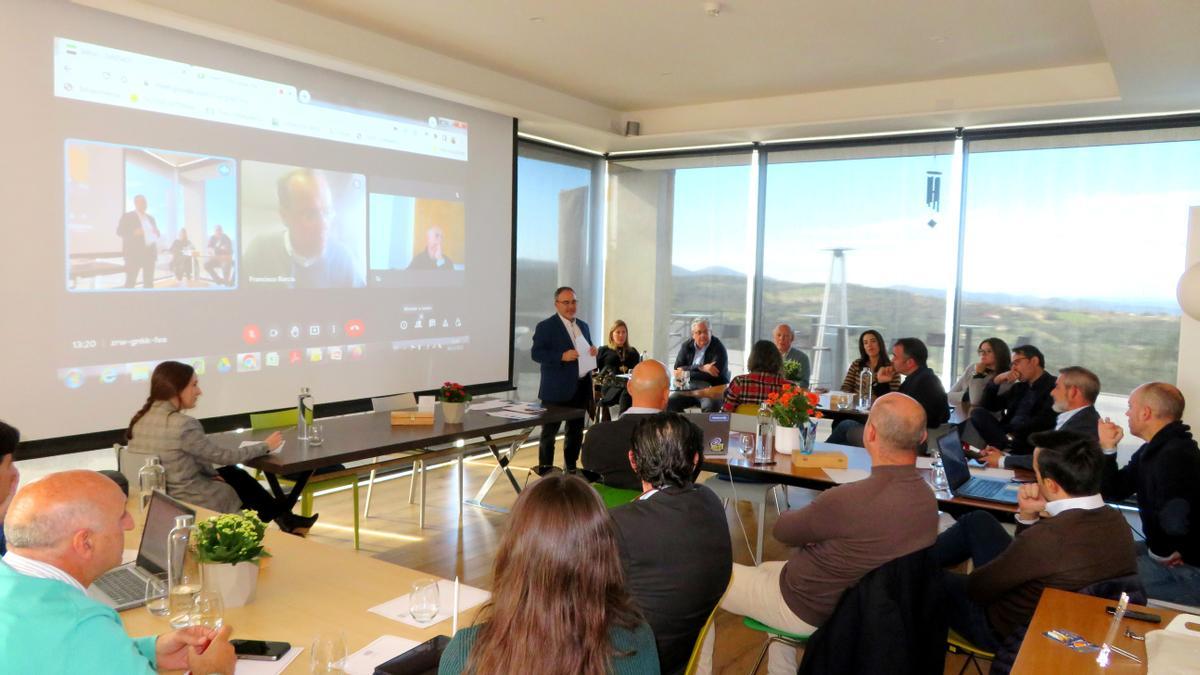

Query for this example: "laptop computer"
[937,428,1020,505]
[88,489,195,610]
[683,412,732,456]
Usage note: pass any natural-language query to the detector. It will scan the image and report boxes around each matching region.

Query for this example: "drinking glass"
[190,590,224,630]
[310,631,347,674]
[308,422,324,446]
[409,578,440,624]
[144,572,169,617]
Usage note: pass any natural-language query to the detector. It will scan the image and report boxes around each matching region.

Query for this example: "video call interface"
[0,1,515,440]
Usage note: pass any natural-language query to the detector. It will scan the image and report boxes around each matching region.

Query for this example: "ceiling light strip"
[517,132,605,156]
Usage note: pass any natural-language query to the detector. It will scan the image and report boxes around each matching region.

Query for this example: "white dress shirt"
[1054,406,1086,430]
[1016,493,1107,525]
[1,551,86,593]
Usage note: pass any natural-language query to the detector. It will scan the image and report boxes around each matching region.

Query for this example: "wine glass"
[409,578,440,624]
[144,572,169,617]
[190,590,224,630]
[310,631,347,674]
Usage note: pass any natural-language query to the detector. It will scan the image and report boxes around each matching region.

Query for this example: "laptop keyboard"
[94,567,147,604]
[963,477,1016,502]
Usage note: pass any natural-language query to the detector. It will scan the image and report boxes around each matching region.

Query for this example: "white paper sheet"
[234,646,303,675]
[467,399,509,411]
[574,333,597,376]
[822,468,871,484]
[367,579,490,629]
[417,396,436,413]
[341,635,422,675]
[487,410,539,421]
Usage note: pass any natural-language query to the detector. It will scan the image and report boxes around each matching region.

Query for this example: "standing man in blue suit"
[531,286,597,472]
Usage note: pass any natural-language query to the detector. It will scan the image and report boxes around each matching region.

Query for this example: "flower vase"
[441,401,466,424]
[800,420,818,455]
[201,561,258,608]
[774,424,801,455]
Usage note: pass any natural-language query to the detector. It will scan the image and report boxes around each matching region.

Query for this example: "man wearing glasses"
[963,344,1057,463]
[667,318,730,413]
[530,287,597,472]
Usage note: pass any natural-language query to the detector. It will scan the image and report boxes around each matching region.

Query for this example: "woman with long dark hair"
[439,474,659,674]
[722,339,790,412]
[947,337,1013,414]
[839,329,899,394]
[126,361,316,534]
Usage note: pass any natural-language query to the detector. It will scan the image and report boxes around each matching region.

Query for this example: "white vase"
[774,425,801,455]
[202,561,259,608]
[441,401,467,423]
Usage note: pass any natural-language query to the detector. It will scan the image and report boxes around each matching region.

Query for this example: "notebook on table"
[938,429,1020,505]
[88,489,195,610]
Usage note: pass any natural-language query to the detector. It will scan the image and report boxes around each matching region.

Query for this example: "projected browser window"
[0,0,514,441]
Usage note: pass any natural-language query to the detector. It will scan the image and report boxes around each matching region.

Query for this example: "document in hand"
[575,333,597,374]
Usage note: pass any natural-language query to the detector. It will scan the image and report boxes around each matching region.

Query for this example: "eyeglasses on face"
[556,299,577,305]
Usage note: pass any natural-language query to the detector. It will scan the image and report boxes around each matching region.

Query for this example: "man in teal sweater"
[0,470,235,674]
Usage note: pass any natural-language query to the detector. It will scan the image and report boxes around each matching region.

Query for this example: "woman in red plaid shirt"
[722,340,793,412]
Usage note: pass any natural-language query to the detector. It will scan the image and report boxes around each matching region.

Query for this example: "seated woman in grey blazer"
[947,337,1013,415]
[126,360,317,535]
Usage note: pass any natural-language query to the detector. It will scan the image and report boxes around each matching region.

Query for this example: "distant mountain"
[672,265,743,278]
[885,285,1179,316]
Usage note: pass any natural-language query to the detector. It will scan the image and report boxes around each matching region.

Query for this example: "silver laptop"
[938,429,1020,505]
[88,490,194,610]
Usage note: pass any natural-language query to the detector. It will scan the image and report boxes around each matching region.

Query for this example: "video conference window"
[368,192,465,287]
[240,161,367,289]
[64,139,237,292]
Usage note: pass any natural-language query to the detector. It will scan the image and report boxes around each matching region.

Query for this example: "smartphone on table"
[231,639,292,661]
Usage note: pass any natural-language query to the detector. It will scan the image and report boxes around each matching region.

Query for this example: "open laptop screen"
[937,428,972,491]
[135,490,195,575]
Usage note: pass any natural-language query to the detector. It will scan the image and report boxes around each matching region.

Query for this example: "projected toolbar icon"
[344,319,365,338]
[242,324,261,345]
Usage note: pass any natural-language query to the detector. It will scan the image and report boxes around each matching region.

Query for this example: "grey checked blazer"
[126,400,268,513]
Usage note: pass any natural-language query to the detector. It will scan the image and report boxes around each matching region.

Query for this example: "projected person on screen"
[169,229,195,282]
[115,194,160,289]
[242,169,364,289]
[203,225,234,286]
[407,225,455,271]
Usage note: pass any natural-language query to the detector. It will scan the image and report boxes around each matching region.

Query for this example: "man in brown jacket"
[933,429,1137,651]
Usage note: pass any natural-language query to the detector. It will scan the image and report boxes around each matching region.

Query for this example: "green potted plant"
[194,510,269,608]
[438,381,472,423]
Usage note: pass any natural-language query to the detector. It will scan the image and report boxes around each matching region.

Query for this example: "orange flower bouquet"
[764,384,821,428]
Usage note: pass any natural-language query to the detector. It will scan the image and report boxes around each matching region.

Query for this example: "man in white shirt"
[988,366,1102,471]
[0,470,235,674]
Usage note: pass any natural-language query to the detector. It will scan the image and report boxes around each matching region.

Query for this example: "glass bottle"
[166,514,202,629]
[931,449,950,493]
[137,456,166,514]
[755,403,774,464]
[857,368,874,411]
[297,386,313,440]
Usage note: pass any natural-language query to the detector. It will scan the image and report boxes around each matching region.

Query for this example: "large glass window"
[606,153,754,374]
[961,129,1200,416]
[514,143,601,401]
[761,141,956,389]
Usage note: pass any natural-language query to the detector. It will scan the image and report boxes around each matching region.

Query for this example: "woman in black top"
[596,320,639,412]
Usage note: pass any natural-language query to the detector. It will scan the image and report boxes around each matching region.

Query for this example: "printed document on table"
[341,635,421,675]
[235,647,303,675]
[575,333,597,375]
[368,579,490,628]
[468,399,510,411]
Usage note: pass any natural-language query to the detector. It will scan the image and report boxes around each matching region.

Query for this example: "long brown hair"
[126,361,194,441]
[466,474,644,675]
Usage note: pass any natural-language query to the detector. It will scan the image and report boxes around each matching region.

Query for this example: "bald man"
[0,420,17,555]
[1100,382,1200,604]
[702,394,938,675]
[772,323,811,387]
[581,359,671,490]
[407,225,455,271]
[0,471,235,674]
[242,168,364,289]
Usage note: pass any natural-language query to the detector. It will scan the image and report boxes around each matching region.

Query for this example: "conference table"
[219,404,585,518]
[121,506,471,674]
[701,435,1025,517]
[1011,588,1187,674]
[815,392,962,426]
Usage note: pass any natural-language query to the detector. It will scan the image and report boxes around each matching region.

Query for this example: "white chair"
[116,444,157,489]
[702,474,784,565]
[365,393,419,517]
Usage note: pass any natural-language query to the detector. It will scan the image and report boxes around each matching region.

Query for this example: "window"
[761,141,956,389]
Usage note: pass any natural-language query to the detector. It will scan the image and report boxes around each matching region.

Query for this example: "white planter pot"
[774,425,801,455]
[441,402,467,423]
[202,561,259,608]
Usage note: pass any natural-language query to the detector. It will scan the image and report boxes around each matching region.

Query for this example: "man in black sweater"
[610,413,731,675]
[581,359,671,489]
[934,430,1137,650]
[827,337,948,447]
[990,366,1102,471]
[667,318,730,413]
[1100,382,1200,605]
[963,344,1056,461]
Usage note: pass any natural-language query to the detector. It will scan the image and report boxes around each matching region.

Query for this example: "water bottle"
[755,403,774,464]
[857,368,874,411]
[297,387,313,440]
[166,514,201,628]
[931,449,950,493]
[137,456,166,513]
[639,350,647,362]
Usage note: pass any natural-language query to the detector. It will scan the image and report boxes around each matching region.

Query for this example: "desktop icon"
[217,357,233,373]
[344,319,365,338]
[289,325,301,339]
[130,363,151,382]
[307,347,323,363]
[348,344,364,360]
[189,357,206,375]
[99,367,119,384]
[265,351,280,367]
[242,324,262,345]
[237,352,261,372]
[309,325,321,337]
[328,346,343,361]
[267,327,280,341]
[288,350,302,365]
[63,369,84,389]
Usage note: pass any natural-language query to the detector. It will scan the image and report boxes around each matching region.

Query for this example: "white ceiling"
[80,0,1200,152]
